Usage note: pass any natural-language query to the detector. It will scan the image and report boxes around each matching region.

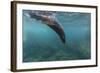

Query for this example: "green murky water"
[23,10,91,62]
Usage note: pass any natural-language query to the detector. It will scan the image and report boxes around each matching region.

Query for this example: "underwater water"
[23,10,91,62]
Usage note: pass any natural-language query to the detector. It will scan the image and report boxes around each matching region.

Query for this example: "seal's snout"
[61,34,66,43]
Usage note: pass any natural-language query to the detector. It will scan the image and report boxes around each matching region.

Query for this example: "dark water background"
[23,10,91,62]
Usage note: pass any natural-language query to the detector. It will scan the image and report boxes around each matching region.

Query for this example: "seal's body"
[27,11,66,43]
